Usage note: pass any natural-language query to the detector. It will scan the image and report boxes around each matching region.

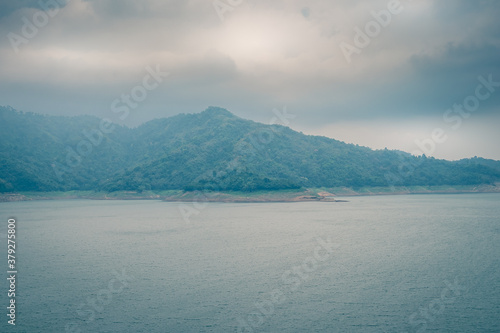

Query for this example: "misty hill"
[1,105,499,193]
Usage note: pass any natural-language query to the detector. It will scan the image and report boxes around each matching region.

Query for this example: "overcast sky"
[1,0,499,160]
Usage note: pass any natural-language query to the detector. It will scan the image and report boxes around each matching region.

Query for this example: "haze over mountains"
[1,105,499,193]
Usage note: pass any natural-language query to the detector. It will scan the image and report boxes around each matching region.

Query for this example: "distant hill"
[1,105,499,193]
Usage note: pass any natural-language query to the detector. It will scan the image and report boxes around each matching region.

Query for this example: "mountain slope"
[1,105,499,192]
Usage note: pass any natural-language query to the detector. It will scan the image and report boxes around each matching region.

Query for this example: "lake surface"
[1,193,499,332]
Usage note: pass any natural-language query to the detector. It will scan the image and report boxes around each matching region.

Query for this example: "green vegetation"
[1,105,500,193]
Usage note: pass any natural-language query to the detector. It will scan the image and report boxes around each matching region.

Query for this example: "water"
[0,193,499,332]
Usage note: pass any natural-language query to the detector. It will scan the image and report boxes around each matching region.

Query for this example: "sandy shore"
[1,184,499,202]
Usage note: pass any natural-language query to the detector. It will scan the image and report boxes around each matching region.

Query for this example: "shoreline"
[1,184,499,202]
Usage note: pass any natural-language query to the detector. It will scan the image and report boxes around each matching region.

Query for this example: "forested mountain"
[1,105,499,193]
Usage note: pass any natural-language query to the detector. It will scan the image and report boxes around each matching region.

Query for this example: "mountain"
[1,105,499,193]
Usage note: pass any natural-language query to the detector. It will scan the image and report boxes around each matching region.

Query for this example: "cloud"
[0,0,51,19]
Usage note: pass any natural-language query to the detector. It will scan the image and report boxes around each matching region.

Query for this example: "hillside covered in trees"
[1,106,499,193]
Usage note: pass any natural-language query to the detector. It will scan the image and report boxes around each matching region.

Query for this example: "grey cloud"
[300,7,310,18]
[183,49,238,84]
[82,0,200,20]
[411,43,500,75]
[432,0,499,18]
[0,0,70,19]
[409,43,500,107]
[0,0,45,18]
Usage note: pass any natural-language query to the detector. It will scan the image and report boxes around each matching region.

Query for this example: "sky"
[0,0,499,160]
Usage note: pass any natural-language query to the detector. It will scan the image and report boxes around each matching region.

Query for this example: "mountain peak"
[202,106,235,117]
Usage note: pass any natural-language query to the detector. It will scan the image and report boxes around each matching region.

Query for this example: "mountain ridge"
[1,105,499,193]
